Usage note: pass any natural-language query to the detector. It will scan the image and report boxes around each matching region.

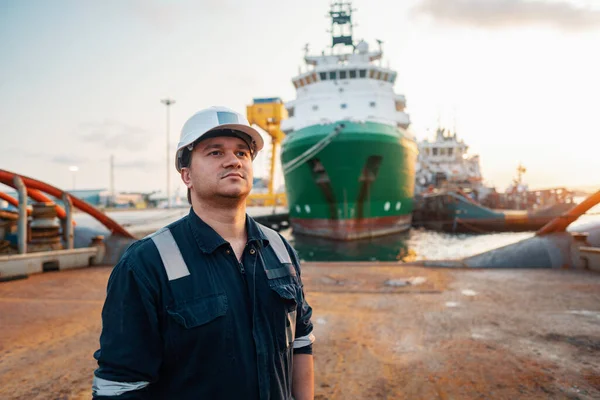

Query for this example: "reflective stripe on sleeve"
[92,376,150,397]
[149,227,190,281]
[293,332,316,349]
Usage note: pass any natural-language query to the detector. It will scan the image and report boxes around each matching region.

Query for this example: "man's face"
[181,135,254,203]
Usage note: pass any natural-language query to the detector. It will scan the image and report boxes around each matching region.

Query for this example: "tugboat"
[280,2,417,240]
[413,158,578,233]
[415,127,488,199]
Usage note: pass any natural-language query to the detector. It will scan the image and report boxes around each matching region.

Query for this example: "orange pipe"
[28,188,69,220]
[28,189,76,225]
[0,188,75,222]
[0,191,21,209]
[0,169,133,238]
[536,190,600,235]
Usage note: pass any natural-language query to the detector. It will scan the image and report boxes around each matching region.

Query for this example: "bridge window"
[312,72,318,82]
[339,70,347,79]
[340,103,347,109]
[329,71,337,80]
[293,80,299,89]
[319,72,327,80]
[375,71,382,80]
[287,107,295,117]
[389,72,397,83]
[349,70,357,79]
[369,101,376,107]
[298,78,305,87]
[359,69,367,78]
[448,148,454,156]
[383,73,389,81]
[440,148,446,156]
[432,148,438,156]
[369,69,375,78]
[306,75,313,84]
[312,105,319,111]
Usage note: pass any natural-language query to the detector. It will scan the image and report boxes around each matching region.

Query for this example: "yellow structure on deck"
[246,98,288,206]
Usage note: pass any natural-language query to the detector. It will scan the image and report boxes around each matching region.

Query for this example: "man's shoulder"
[119,216,190,274]
[252,220,300,265]
[253,222,289,247]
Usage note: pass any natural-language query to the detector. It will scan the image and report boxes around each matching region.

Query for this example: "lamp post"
[161,98,176,208]
[68,165,79,191]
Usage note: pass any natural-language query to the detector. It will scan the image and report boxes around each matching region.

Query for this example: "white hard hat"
[175,106,264,172]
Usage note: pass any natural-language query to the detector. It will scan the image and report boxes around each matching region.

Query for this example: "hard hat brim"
[175,123,264,172]
[206,123,264,153]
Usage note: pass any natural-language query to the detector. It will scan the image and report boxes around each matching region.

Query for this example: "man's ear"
[181,168,193,188]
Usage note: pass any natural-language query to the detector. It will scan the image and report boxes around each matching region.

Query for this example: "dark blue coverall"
[93,209,314,399]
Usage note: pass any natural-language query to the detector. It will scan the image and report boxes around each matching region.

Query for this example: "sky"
[1,0,599,196]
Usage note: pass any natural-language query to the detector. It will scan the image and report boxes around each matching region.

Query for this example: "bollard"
[90,235,106,265]
[570,232,590,269]
[13,175,27,254]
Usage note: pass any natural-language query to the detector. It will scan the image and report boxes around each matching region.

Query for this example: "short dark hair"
[179,147,193,171]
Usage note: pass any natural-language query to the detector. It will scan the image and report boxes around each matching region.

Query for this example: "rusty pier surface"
[1,263,599,399]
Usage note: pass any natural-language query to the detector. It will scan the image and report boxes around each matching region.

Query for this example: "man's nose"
[222,151,242,168]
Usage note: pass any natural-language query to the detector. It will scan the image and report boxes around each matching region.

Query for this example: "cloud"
[127,0,234,32]
[0,147,46,158]
[77,120,151,152]
[115,159,160,170]
[413,0,600,31]
[50,155,88,165]
[128,0,184,32]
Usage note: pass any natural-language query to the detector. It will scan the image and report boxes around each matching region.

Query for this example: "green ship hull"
[281,120,418,240]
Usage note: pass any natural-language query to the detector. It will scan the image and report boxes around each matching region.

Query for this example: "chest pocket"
[150,228,231,357]
[163,293,231,367]
[166,294,228,328]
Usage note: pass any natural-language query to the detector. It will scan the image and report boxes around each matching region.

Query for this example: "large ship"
[279,3,417,240]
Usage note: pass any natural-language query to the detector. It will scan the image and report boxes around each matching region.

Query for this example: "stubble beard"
[213,190,249,208]
[218,189,248,201]
[193,183,251,208]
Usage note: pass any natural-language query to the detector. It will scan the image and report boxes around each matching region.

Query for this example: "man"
[93,106,315,399]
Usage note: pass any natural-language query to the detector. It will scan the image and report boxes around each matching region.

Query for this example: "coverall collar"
[187,207,268,253]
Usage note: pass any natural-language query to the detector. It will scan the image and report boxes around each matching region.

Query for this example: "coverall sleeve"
[285,241,315,355]
[93,258,162,399]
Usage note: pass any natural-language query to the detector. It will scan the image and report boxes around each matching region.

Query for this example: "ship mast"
[515,163,527,186]
[329,2,354,52]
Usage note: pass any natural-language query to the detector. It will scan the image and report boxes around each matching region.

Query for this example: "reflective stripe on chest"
[149,227,190,281]
[149,224,294,282]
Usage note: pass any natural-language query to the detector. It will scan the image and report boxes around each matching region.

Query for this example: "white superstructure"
[416,128,485,194]
[281,3,410,135]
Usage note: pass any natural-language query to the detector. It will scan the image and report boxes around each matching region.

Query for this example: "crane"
[246,98,288,206]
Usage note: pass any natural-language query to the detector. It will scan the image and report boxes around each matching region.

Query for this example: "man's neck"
[191,199,247,243]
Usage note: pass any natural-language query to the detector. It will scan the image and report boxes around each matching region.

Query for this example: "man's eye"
[209,151,222,156]
[237,151,249,157]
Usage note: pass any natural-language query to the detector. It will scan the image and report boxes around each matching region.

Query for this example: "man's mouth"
[222,172,244,179]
